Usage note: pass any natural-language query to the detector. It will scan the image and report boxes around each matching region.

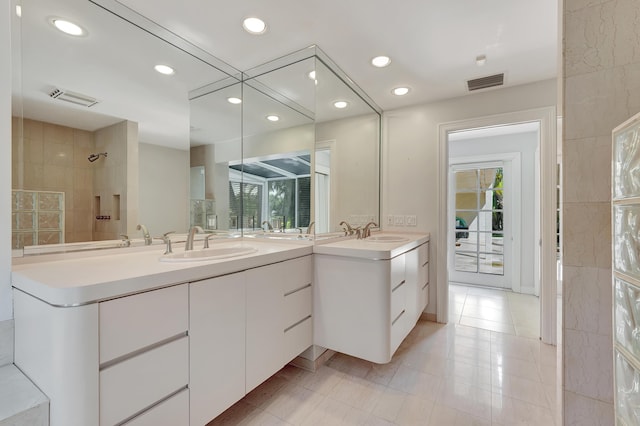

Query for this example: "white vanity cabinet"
[246,256,313,392]
[189,273,246,426]
[99,284,190,426]
[314,240,429,364]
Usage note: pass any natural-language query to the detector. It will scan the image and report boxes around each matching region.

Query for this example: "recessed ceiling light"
[392,87,410,96]
[333,101,348,109]
[51,19,85,36]
[266,115,280,122]
[371,56,391,68]
[476,54,487,66]
[243,17,267,34]
[15,5,21,17]
[227,97,242,104]
[154,64,175,75]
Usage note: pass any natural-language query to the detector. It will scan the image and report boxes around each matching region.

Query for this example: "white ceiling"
[117,0,559,110]
[13,0,558,150]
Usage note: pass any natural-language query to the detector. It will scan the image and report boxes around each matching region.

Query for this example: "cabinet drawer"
[99,285,188,363]
[283,315,312,362]
[391,279,407,322]
[390,255,405,291]
[283,285,312,329]
[418,242,429,264]
[100,336,188,426]
[281,256,312,294]
[419,283,429,312]
[123,388,188,426]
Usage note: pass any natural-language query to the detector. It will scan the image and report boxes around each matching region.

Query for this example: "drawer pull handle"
[421,281,429,290]
[421,260,429,268]
[99,332,187,371]
[116,386,188,426]
[284,283,312,297]
[284,315,312,333]
[392,280,406,293]
[392,310,405,326]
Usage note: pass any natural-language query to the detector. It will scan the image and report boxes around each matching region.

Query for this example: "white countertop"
[12,239,313,306]
[313,232,430,259]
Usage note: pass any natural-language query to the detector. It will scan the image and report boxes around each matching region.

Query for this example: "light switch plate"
[406,215,417,226]
[394,215,405,226]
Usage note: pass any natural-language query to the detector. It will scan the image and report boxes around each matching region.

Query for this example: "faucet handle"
[119,234,131,247]
[154,233,173,255]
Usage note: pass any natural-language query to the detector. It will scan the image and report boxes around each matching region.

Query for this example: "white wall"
[450,131,538,294]
[1,0,12,321]
[383,78,557,316]
[138,143,190,235]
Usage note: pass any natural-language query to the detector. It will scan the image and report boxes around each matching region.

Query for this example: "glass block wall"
[612,112,640,425]
[12,190,65,249]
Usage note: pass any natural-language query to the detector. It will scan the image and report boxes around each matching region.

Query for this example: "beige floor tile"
[395,394,435,425]
[429,403,491,425]
[436,380,493,421]
[261,382,324,425]
[491,392,556,425]
[462,303,513,323]
[491,373,550,408]
[371,386,408,422]
[295,365,345,395]
[328,375,385,413]
[388,365,443,400]
[460,316,515,335]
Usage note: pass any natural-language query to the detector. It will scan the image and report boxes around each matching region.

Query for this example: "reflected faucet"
[361,222,378,239]
[186,226,204,251]
[137,224,152,245]
[262,221,273,232]
[340,221,355,236]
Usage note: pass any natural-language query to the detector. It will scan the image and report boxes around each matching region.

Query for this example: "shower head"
[88,152,107,162]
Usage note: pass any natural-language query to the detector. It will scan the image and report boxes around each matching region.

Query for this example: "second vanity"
[11,232,429,426]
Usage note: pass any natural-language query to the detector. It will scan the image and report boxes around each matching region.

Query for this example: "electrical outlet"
[386,215,394,226]
[394,215,405,226]
[406,215,417,226]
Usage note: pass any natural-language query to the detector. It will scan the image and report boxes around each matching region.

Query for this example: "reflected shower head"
[88,152,107,162]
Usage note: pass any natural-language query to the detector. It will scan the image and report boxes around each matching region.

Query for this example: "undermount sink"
[159,246,258,262]
[365,235,409,243]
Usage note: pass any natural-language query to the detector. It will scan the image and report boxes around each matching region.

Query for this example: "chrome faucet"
[361,222,378,239]
[185,226,204,251]
[262,221,273,232]
[136,224,152,245]
[307,221,315,235]
[119,234,130,247]
[156,231,174,254]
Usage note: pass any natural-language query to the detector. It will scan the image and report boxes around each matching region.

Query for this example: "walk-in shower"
[88,152,107,162]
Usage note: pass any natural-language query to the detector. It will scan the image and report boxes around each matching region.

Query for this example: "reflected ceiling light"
[227,97,242,104]
[308,71,316,80]
[476,54,487,66]
[15,5,21,17]
[266,115,280,122]
[371,55,391,68]
[243,17,267,34]
[392,87,410,96]
[51,18,85,36]
[154,64,175,75]
[333,101,348,109]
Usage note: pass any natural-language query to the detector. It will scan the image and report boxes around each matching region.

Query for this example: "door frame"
[436,106,557,345]
[448,153,522,291]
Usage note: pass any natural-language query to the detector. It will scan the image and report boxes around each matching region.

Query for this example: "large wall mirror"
[11,0,380,256]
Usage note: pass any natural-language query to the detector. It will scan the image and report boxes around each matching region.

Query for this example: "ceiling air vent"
[467,73,504,92]
[49,88,99,107]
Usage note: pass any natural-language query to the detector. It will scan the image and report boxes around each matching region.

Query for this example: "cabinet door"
[245,263,285,392]
[190,273,246,426]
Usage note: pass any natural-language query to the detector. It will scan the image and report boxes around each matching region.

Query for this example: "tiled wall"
[563,0,640,423]
[12,118,95,243]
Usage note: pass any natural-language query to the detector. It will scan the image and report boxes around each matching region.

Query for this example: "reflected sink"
[159,246,258,262]
[365,235,409,243]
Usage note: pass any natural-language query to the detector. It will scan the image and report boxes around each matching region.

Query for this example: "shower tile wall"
[563,0,640,423]
[12,118,95,244]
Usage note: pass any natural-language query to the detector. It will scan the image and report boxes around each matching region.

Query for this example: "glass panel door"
[451,163,510,288]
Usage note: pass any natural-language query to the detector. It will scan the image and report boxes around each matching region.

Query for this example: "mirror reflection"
[11,0,381,255]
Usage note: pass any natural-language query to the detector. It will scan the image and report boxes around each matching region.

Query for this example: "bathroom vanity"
[12,233,428,426]
[313,234,430,363]
[12,240,313,426]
